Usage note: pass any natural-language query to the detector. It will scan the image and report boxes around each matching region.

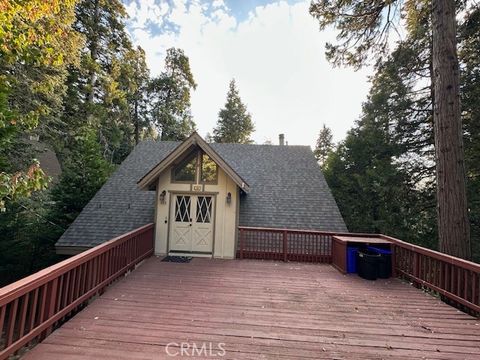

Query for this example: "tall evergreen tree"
[213,79,255,144]
[119,47,151,145]
[323,50,438,247]
[149,48,197,141]
[310,0,471,259]
[432,0,470,259]
[0,0,82,211]
[50,128,114,227]
[60,0,146,163]
[459,5,480,262]
[314,124,334,166]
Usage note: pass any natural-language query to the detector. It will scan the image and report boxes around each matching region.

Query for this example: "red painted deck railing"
[0,223,154,360]
[237,226,480,316]
[237,226,372,263]
[383,235,480,317]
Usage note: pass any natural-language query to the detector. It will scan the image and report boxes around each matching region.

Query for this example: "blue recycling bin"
[367,246,392,278]
[346,247,358,273]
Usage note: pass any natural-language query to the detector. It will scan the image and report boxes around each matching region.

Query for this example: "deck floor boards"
[23,257,480,359]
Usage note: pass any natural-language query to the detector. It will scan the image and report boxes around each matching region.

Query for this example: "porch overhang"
[137,132,250,192]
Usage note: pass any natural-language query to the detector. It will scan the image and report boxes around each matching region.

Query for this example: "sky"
[123,0,373,147]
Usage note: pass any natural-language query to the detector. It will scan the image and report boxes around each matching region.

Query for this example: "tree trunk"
[432,0,471,259]
[87,0,100,104]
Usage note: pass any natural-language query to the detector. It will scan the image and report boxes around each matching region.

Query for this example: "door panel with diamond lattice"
[169,194,214,254]
[192,196,214,252]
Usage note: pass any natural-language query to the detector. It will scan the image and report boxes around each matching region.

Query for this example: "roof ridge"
[211,143,311,148]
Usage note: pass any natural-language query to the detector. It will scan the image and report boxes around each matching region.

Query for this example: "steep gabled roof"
[55,140,347,252]
[137,132,250,192]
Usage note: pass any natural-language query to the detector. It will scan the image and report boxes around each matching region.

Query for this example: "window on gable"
[173,153,197,182]
[172,151,218,184]
[201,153,218,183]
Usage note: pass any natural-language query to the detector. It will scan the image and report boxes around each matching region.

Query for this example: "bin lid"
[367,246,392,254]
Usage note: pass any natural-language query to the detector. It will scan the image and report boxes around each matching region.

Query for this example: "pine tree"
[50,128,114,227]
[61,0,144,163]
[459,5,480,262]
[432,0,470,259]
[119,47,151,145]
[213,79,255,144]
[149,48,197,141]
[314,124,334,166]
[310,0,471,259]
[323,65,436,245]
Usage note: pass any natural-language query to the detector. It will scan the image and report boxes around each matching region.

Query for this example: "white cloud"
[125,0,372,147]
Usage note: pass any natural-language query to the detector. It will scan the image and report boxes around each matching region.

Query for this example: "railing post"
[413,252,419,278]
[391,244,396,277]
[239,228,244,259]
[283,230,288,262]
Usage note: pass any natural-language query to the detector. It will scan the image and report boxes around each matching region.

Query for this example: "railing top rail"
[238,226,378,238]
[0,223,154,305]
[380,234,480,273]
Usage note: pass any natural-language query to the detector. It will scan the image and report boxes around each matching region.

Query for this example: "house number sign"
[192,185,202,192]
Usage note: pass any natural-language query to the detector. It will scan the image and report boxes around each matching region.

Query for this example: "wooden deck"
[23,257,480,359]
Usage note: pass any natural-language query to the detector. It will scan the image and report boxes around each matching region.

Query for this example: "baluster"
[28,288,39,333]
[450,264,455,294]
[56,275,64,313]
[0,305,6,344]
[456,266,461,297]
[6,298,19,346]
[472,272,478,305]
[45,278,58,337]
[18,294,29,339]
[413,252,419,279]
[239,228,244,259]
[37,286,47,333]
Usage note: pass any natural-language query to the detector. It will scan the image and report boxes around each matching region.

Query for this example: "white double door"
[169,194,215,254]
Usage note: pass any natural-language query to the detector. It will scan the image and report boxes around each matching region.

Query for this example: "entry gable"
[137,132,250,192]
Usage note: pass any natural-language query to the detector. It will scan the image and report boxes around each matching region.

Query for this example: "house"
[55,133,347,258]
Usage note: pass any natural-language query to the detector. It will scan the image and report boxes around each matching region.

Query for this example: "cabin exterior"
[2,134,480,360]
[138,135,244,258]
[55,133,347,258]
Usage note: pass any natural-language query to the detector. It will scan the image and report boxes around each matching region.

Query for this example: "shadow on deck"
[23,257,480,360]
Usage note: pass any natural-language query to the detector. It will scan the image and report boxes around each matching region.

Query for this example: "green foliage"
[309,0,401,68]
[0,0,82,211]
[50,128,114,226]
[324,4,480,261]
[460,6,480,262]
[119,46,151,144]
[324,115,437,247]
[149,48,197,141]
[0,194,63,286]
[314,124,333,166]
[212,79,255,144]
[59,0,153,164]
[0,0,173,286]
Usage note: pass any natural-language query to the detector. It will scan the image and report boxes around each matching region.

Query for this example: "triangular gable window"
[201,153,217,183]
[173,153,197,182]
[172,151,218,184]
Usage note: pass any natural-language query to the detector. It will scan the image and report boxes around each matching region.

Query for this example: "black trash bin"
[357,249,381,280]
[368,246,392,278]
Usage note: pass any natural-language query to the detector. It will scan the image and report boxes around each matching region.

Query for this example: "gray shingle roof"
[55,141,347,248]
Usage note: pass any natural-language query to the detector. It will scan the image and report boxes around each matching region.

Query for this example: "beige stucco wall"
[154,166,238,259]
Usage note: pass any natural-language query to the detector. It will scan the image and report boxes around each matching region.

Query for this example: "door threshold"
[168,252,213,258]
